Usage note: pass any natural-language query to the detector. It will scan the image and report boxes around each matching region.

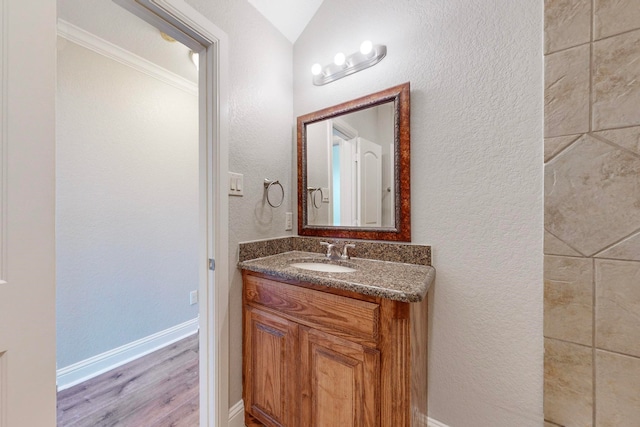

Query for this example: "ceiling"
[247,0,325,43]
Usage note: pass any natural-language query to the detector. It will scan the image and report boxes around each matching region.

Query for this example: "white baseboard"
[428,417,450,427]
[228,400,447,427]
[228,400,245,427]
[56,318,199,391]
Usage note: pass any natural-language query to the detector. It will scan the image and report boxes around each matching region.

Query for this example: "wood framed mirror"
[297,82,410,241]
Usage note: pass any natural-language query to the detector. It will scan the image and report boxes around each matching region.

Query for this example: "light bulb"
[360,40,373,55]
[334,52,346,66]
[311,63,322,76]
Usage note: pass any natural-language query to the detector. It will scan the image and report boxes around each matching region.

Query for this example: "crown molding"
[57,19,197,96]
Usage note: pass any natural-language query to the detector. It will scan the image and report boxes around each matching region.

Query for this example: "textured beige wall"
[544,1,640,425]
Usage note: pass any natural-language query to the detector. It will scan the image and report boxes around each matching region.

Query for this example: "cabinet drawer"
[244,274,379,341]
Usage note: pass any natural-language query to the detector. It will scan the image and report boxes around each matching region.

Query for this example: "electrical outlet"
[285,212,293,230]
[189,290,198,305]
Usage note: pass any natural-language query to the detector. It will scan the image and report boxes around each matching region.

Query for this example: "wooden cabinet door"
[300,327,380,427]
[244,307,298,427]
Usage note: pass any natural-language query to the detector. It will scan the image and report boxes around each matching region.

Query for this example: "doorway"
[56,5,199,425]
[55,0,229,425]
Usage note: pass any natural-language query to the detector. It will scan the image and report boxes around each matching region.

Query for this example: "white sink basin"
[290,262,356,273]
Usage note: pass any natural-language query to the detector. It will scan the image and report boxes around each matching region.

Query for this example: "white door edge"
[2,0,57,424]
[112,1,230,426]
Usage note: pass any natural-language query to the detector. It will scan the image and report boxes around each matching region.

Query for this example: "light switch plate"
[321,187,330,203]
[229,172,244,196]
[285,212,293,231]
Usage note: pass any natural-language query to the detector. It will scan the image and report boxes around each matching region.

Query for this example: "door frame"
[328,119,357,226]
[112,1,229,426]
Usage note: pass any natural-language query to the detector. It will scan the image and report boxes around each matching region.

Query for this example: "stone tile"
[545,135,640,255]
[593,30,640,130]
[593,126,640,157]
[544,338,593,427]
[595,0,640,40]
[545,45,590,137]
[544,256,593,345]
[545,422,564,427]
[595,231,640,261]
[596,350,640,427]
[595,260,640,357]
[545,0,591,53]
[544,230,583,256]
[545,135,581,162]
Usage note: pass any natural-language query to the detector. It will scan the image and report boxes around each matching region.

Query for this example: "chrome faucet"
[320,242,341,260]
[341,243,356,260]
[320,242,356,260]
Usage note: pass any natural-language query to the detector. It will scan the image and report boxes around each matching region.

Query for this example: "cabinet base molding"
[231,399,447,427]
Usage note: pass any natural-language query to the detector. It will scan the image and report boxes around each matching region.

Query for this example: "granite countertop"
[238,251,435,303]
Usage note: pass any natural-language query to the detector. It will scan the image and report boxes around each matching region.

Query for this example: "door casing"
[112,1,230,426]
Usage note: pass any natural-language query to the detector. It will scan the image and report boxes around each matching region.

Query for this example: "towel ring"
[264,179,284,208]
[307,187,323,209]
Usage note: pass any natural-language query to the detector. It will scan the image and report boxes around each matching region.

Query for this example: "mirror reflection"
[306,102,395,228]
[297,82,411,242]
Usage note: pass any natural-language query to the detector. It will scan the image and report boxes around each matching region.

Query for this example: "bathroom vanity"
[239,249,434,427]
[239,82,427,426]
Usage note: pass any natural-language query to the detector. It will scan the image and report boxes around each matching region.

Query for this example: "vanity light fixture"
[311,40,386,86]
[311,63,322,76]
[360,40,373,56]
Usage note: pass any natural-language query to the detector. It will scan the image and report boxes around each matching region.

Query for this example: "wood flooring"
[57,334,199,427]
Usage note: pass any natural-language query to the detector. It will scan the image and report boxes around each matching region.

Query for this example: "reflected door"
[336,136,356,226]
[357,137,382,227]
[332,136,382,227]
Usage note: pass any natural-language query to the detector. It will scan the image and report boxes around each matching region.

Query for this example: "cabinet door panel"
[244,307,298,427]
[300,327,380,427]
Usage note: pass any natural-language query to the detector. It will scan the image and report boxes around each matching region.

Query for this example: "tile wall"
[544,1,640,426]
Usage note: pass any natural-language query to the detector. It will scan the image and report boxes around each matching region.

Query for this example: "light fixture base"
[312,45,387,86]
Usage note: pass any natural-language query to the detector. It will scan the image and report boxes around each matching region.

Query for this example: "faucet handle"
[319,241,335,257]
[341,243,356,259]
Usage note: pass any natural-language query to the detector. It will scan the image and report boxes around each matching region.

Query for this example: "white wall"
[294,1,543,426]
[184,0,294,404]
[56,39,199,368]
